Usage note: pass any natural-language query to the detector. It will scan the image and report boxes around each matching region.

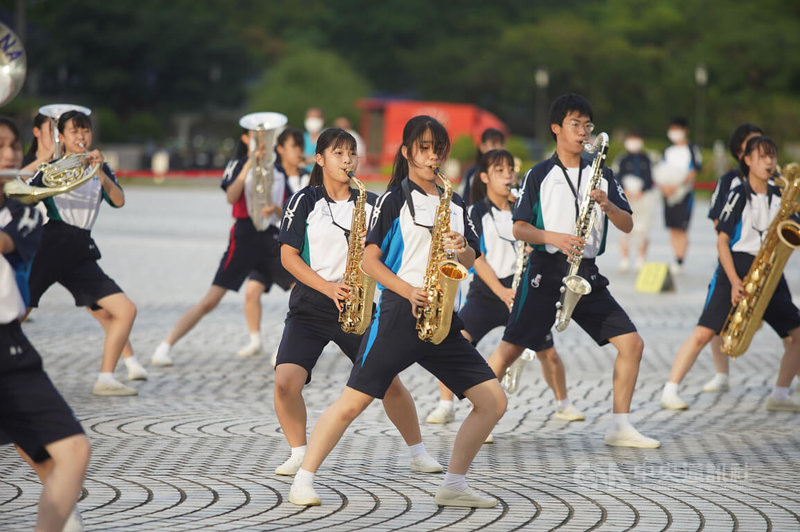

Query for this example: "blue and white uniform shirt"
[279,185,377,283]
[31,162,120,231]
[367,179,480,288]
[513,155,631,259]
[708,168,742,222]
[469,198,519,279]
[221,158,293,228]
[717,183,781,255]
[0,199,43,323]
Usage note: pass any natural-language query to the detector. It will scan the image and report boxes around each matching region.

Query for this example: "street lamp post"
[695,64,708,148]
[535,67,549,149]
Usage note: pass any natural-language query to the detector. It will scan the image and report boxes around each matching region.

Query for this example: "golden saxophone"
[339,168,377,335]
[720,162,800,358]
[417,168,469,344]
[554,132,609,332]
[3,152,100,204]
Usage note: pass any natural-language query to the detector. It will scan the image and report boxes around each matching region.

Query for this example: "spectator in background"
[333,116,366,160]
[303,108,325,171]
[615,130,656,272]
[461,128,505,205]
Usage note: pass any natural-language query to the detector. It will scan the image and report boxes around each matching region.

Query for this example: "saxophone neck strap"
[552,153,589,221]
[483,196,517,246]
[400,177,441,234]
[317,185,355,241]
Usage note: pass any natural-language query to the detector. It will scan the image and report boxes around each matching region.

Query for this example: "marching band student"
[425,149,585,425]
[661,136,800,412]
[486,94,660,448]
[237,127,307,359]
[698,123,764,394]
[1,116,90,532]
[273,127,441,476]
[460,128,505,205]
[151,119,294,366]
[615,129,656,272]
[288,116,506,509]
[26,110,139,396]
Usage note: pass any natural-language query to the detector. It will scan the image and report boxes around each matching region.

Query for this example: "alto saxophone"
[501,240,532,394]
[339,168,377,335]
[416,168,469,344]
[554,132,609,332]
[720,162,800,358]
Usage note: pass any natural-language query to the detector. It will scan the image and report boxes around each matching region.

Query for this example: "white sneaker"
[660,392,688,410]
[670,261,683,275]
[150,350,174,367]
[619,258,630,272]
[92,379,138,396]
[425,404,455,424]
[434,486,498,508]
[126,359,149,381]
[237,342,264,358]
[275,454,304,476]
[483,432,494,444]
[288,483,320,506]
[555,403,586,421]
[409,453,443,473]
[634,258,645,271]
[62,505,84,532]
[604,426,661,448]
[702,374,730,393]
[766,397,800,412]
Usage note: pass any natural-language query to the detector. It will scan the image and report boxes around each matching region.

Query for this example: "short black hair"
[739,135,777,177]
[728,123,763,160]
[480,128,505,145]
[58,110,92,133]
[277,127,304,150]
[669,116,689,128]
[548,94,593,141]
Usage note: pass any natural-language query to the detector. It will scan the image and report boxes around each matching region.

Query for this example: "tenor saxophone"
[339,168,377,335]
[554,132,609,332]
[416,168,469,344]
[720,162,800,358]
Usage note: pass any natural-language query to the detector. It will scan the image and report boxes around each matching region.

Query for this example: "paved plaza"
[2,182,799,531]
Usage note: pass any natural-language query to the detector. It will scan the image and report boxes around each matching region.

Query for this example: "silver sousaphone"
[0,21,25,107]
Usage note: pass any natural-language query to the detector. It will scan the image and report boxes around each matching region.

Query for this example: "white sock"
[442,472,467,491]
[248,332,261,347]
[293,468,314,487]
[771,386,791,400]
[663,382,679,396]
[408,442,426,458]
[438,400,454,411]
[155,342,171,357]
[123,356,141,369]
[290,445,307,459]
[611,413,632,432]
[711,373,729,383]
[97,372,115,384]
[557,398,571,409]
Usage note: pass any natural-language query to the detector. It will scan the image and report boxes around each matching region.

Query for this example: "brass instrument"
[339,168,377,335]
[501,241,531,394]
[238,112,288,231]
[4,152,101,204]
[720,162,800,358]
[417,168,469,344]
[0,21,25,106]
[554,132,610,332]
[39,104,92,159]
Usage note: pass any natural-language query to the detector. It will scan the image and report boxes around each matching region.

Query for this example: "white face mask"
[624,138,644,153]
[305,117,324,134]
[667,129,686,143]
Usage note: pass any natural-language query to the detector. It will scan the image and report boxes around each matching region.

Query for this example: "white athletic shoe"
[618,257,630,272]
[670,261,683,275]
[126,359,149,381]
[554,403,586,421]
[434,486,498,508]
[150,350,174,367]
[702,374,730,393]
[766,397,800,412]
[62,505,84,532]
[409,453,443,473]
[483,432,494,444]
[604,426,661,449]
[237,342,264,358]
[92,379,138,396]
[425,404,455,424]
[288,483,321,506]
[660,392,689,410]
[275,454,304,476]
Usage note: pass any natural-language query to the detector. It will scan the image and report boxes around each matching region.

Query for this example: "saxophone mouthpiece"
[345,167,355,179]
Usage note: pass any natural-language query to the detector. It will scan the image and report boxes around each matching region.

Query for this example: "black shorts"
[212,221,294,292]
[347,290,497,400]
[276,283,364,384]
[698,253,800,337]
[0,322,84,463]
[458,275,512,344]
[503,251,637,350]
[28,221,122,308]
[664,192,694,230]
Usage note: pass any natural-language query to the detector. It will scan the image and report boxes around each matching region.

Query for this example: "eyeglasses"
[565,120,595,134]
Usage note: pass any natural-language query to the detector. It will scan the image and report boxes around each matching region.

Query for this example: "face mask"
[624,138,643,153]
[305,117,324,134]
[667,129,686,143]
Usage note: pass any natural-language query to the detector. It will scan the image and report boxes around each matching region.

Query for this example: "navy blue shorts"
[698,253,800,336]
[276,283,364,384]
[458,275,512,344]
[213,221,294,292]
[28,221,122,308]
[347,290,497,400]
[503,252,637,350]
[0,322,84,463]
[664,192,694,230]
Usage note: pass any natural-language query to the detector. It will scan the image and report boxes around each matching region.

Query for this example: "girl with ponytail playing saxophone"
[272,128,441,477]
[288,116,506,509]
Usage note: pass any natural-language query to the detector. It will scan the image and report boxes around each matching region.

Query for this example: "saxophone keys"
[745,282,756,294]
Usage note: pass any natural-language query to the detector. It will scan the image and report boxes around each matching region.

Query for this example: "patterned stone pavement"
[1,183,799,531]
